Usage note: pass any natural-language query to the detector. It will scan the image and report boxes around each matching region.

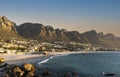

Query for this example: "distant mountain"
[0,16,120,48]
[17,23,87,42]
[98,33,120,48]
[81,30,101,44]
[17,23,120,48]
[17,23,70,41]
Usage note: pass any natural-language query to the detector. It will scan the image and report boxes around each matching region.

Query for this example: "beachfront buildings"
[0,37,119,54]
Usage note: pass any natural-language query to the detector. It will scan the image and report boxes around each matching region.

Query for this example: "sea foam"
[38,56,53,65]
[38,54,69,65]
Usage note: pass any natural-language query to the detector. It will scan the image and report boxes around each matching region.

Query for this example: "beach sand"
[0,53,43,62]
[0,51,88,62]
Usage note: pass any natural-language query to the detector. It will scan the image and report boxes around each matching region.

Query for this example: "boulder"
[21,63,35,72]
[21,63,36,77]
[42,70,52,76]
[71,72,79,77]
[4,74,10,77]
[11,66,24,77]
[64,73,71,77]
[0,57,5,63]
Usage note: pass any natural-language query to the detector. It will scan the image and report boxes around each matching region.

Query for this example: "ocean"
[7,51,120,77]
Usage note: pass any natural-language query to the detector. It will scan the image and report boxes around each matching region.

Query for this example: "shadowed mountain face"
[0,16,120,48]
[81,30,100,44]
[17,23,90,42]
[17,23,44,39]
[98,33,120,48]
[17,23,120,48]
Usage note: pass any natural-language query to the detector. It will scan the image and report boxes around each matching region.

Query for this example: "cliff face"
[17,23,90,42]
[0,16,17,32]
[17,23,44,39]
[0,16,18,37]
[17,23,71,41]
[81,30,102,44]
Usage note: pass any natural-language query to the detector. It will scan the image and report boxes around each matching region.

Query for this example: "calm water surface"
[37,51,120,77]
[7,51,120,77]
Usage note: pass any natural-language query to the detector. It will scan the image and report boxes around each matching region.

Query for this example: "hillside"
[0,16,19,38]
[0,16,120,49]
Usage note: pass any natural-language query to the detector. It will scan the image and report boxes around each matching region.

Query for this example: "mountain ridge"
[0,16,120,48]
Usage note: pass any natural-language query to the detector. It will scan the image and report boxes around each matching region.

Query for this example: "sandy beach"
[0,51,88,62]
[0,53,43,62]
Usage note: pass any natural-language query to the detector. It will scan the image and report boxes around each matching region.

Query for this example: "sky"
[0,0,120,36]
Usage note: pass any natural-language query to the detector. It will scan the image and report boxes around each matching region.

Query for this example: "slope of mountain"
[17,22,120,48]
[0,16,18,37]
[17,23,72,41]
[98,33,120,48]
[81,30,101,44]
[0,16,17,32]
[0,16,120,48]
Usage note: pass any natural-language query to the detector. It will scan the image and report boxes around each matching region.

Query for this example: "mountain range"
[0,16,120,48]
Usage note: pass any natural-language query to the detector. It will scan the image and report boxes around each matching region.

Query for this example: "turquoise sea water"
[7,51,120,77]
[37,51,120,77]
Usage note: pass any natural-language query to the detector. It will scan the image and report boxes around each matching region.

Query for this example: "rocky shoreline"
[0,52,88,77]
[0,63,80,77]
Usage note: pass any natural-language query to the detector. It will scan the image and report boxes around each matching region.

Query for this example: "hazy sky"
[0,0,120,36]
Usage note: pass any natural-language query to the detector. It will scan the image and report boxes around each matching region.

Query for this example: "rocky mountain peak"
[105,33,115,38]
[0,16,17,32]
[61,29,68,32]
[98,32,104,37]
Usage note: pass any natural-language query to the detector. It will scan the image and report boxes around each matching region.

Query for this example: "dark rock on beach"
[0,63,80,77]
[21,63,36,77]
[0,63,35,77]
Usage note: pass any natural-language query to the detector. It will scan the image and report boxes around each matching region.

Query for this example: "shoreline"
[0,51,119,62]
[0,53,44,62]
[49,51,87,55]
[0,51,86,62]
[1,51,120,77]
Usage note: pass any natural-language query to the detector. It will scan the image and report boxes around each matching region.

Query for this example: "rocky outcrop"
[21,63,35,72]
[0,63,80,77]
[21,63,36,77]
[11,66,24,77]
[0,16,17,32]
[0,16,19,38]
[0,63,36,77]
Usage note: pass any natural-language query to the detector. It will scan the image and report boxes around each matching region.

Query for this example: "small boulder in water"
[42,70,52,76]
[71,72,79,77]
[64,72,71,77]
[103,72,118,77]
[64,72,79,77]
